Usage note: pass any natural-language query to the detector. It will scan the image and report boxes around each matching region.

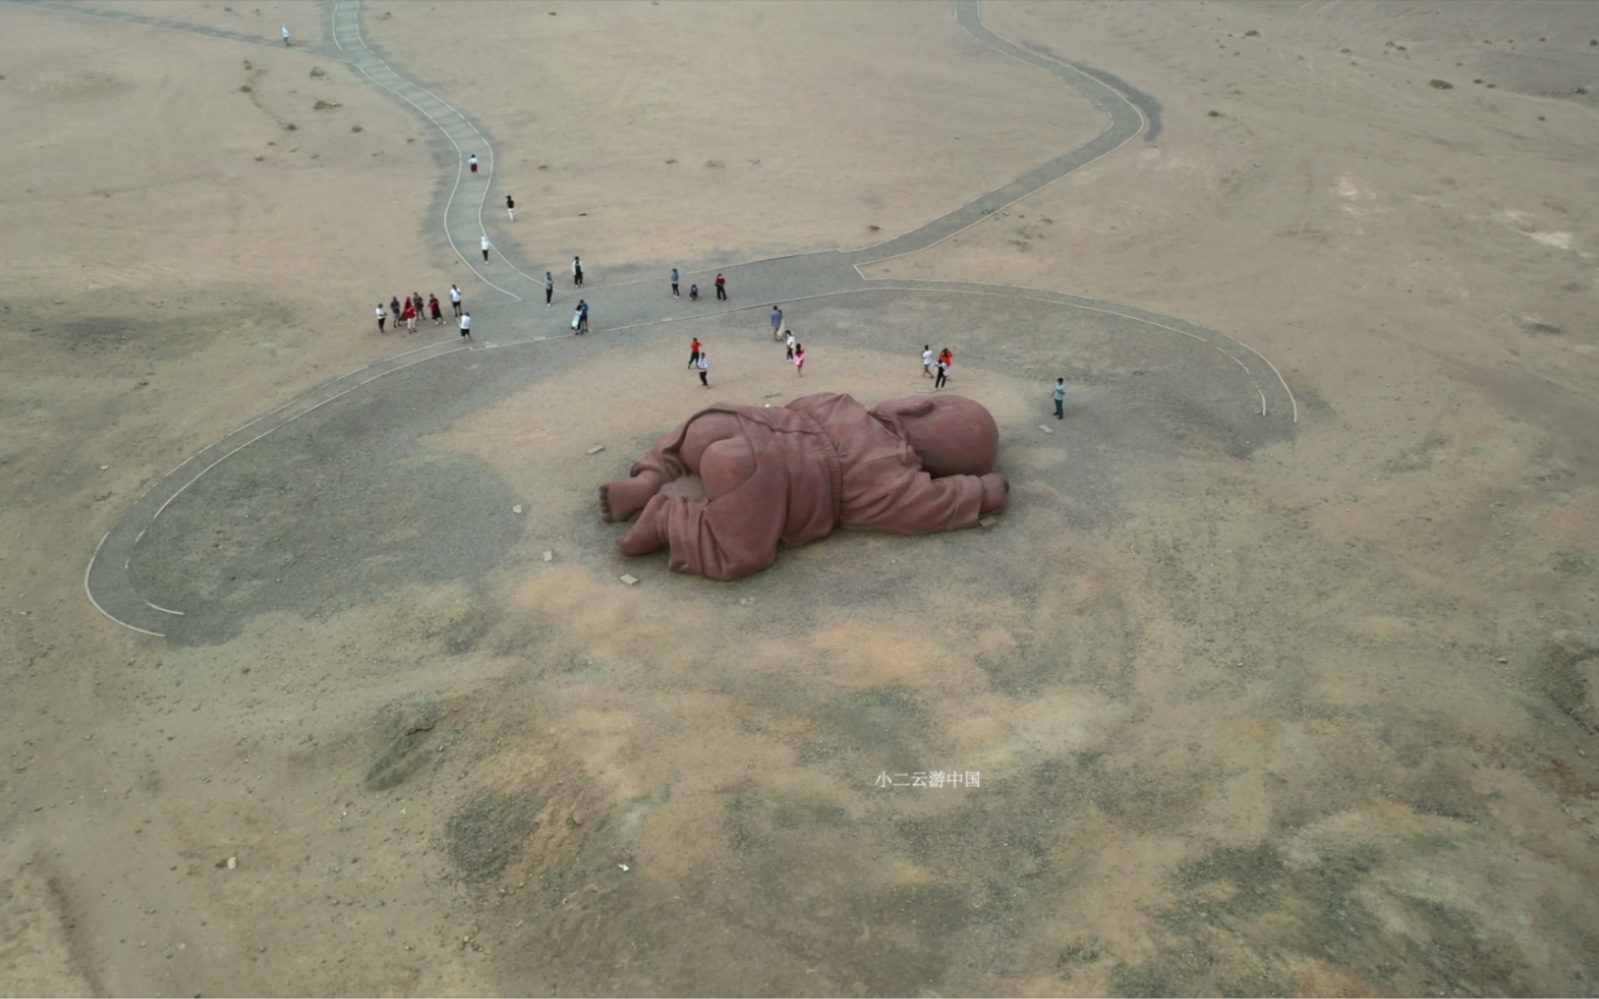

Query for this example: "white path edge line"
[149,344,471,524]
[848,2,1146,273]
[875,277,1296,423]
[83,338,466,633]
[338,1,524,301]
[85,531,165,638]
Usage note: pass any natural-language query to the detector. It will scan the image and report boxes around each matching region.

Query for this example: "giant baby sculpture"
[599,392,1009,581]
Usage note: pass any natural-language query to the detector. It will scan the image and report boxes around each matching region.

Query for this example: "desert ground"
[2,0,1598,995]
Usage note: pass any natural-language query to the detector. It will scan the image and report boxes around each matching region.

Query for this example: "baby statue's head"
[870,395,1000,478]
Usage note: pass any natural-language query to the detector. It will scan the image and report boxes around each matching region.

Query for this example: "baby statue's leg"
[600,411,747,523]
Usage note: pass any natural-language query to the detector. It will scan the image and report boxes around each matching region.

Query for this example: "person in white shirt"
[450,284,462,317]
[572,256,584,287]
[922,345,934,378]
[468,154,479,175]
[480,235,491,262]
[697,352,710,388]
[376,304,387,334]
[459,312,472,342]
[282,26,291,46]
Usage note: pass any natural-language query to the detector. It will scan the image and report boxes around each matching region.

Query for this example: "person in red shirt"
[403,301,417,333]
[715,273,728,301]
[688,337,701,370]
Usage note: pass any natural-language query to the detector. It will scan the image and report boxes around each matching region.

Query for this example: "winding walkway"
[44,0,1296,637]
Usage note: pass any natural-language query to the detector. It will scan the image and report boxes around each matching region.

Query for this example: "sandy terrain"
[2,1,1598,996]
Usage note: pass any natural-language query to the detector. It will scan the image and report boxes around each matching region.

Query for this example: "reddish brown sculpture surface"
[599,392,1008,580]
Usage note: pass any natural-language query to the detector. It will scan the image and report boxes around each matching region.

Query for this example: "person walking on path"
[793,343,807,378]
[480,234,492,262]
[922,345,934,378]
[572,256,584,287]
[459,311,473,343]
[671,267,681,298]
[468,154,479,175]
[429,294,443,325]
[715,273,727,301]
[770,305,783,340]
[505,195,515,221]
[450,284,463,317]
[376,304,387,334]
[785,329,796,363]
[1052,378,1067,419]
[403,300,418,333]
[688,337,701,369]
[281,26,291,46]
[544,272,554,306]
[697,352,710,388]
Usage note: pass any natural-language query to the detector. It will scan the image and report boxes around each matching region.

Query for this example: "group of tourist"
[921,346,955,389]
[376,285,467,336]
[683,329,808,390]
[370,161,1070,415]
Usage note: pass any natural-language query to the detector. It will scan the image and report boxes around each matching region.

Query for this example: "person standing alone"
[715,273,727,301]
[1052,378,1067,420]
[481,234,492,262]
[544,272,554,307]
[459,311,473,343]
[770,305,783,339]
[505,195,515,221]
[281,26,291,46]
[450,284,463,317]
[468,154,479,175]
[573,256,584,288]
[671,267,680,298]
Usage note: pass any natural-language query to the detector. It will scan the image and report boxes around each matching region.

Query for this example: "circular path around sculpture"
[52,0,1297,639]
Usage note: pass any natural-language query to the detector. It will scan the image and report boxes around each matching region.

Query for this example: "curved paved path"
[49,0,1296,637]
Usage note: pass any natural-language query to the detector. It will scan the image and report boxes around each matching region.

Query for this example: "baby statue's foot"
[599,472,663,523]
